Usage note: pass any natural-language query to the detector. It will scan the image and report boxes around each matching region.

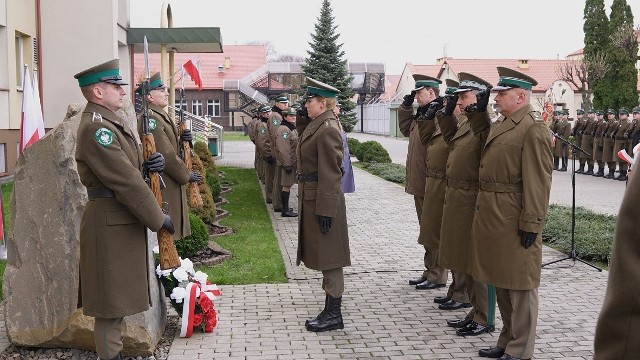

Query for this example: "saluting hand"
[443,94,459,116]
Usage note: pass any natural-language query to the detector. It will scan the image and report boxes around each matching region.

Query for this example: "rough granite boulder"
[3,100,166,356]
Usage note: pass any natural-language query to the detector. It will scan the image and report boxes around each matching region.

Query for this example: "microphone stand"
[542,132,603,271]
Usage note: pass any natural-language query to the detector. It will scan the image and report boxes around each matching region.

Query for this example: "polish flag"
[183,59,203,91]
[19,65,45,153]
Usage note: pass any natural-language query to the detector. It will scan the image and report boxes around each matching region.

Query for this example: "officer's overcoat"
[398,105,427,197]
[468,104,553,290]
[593,119,606,161]
[580,117,596,160]
[139,104,191,240]
[296,110,350,270]
[76,103,165,318]
[602,120,619,161]
[275,123,298,187]
[613,119,631,159]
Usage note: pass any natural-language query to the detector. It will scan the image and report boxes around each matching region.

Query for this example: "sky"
[130,0,640,75]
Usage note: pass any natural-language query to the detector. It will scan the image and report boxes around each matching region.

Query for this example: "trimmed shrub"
[207,171,222,201]
[347,137,360,157]
[175,213,210,258]
[362,162,406,184]
[362,141,392,163]
[188,154,217,224]
[355,141,377,162]
[194,141,217,175]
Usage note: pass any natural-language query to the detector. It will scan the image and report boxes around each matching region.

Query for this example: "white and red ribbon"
[179,282,221,338]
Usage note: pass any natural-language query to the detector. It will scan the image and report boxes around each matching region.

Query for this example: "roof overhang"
[127,27,223,53]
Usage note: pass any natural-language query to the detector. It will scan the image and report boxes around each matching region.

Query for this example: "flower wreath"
[154,252,221,337]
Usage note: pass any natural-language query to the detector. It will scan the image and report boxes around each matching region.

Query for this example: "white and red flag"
[19,65,45,153]
[183,59,203,91]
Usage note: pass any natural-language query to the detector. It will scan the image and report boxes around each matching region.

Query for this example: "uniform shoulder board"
[531,111,544,122]
[91,112,103,122]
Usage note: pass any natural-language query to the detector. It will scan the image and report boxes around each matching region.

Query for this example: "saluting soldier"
[592,110,607,177]
[612,108,631,181]
[297,78,350,333]
[469,67,553,360]
[274,107,299,217]
[256,105,275,203]
[74,60,174,360]
[438,73,495,336]
[594,151,640,359]
[269,94,290,212]
[580,109,597,175]
[398,74,447,290]
[136,72,202,240]
[602,109,619,179]
[572,109,586,173]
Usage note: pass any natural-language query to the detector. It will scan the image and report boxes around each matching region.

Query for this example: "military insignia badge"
[259,128,266,134]
[282,132,289,139]
[91,112,103,122]
[149,118,158,131]
[94,127,114,147]
[272,118,280,126]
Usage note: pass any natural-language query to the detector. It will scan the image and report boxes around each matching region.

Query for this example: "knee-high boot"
[306,295,344,332]
[281,191,298,217]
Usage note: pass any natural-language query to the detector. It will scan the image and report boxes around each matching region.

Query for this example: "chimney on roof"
[224,56,231,69]
[518,59,529,69]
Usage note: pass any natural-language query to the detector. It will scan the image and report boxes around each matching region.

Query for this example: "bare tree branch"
[610,25,639,57]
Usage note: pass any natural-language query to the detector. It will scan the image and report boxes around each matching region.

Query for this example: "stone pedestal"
[3,101,166,356]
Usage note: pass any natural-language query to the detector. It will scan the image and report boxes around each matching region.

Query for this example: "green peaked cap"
[74,59,128,87]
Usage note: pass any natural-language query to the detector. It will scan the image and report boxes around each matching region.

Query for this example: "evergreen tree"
[583,0,610,109]
[301,0,357,132]
[595,0,637,110]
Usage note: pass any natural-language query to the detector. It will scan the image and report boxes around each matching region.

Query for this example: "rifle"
[178,86,203,208]
[141,36,181,270]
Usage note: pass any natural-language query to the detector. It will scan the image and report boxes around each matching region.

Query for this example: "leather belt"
[426,169,446,179]
[447,179,479,190]
[297,173,319,182]
[87,188,115,199]
[480,182,522,193]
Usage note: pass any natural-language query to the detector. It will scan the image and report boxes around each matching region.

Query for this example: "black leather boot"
[281,192,298,217]
[584,164,594,175]
[576,162,584,174]
[305,294,328,326]
[616,170,628,181]
[593,167,604,177]
[553,156,559,170]
[558,156,567,171]
[306,295,343,332]
[605,168,615,179]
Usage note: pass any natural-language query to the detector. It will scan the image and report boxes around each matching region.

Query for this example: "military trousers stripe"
[496,287,538,359]
[94,317,123,360]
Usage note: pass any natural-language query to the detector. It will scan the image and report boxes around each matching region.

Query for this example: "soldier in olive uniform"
[437,73,496,336]
[74,60,174,360]
[630,107,640,151]
[580,109,597,175]
[469,68,553,360]
[136,72,202,240]
[398,74,430,287]
[550,111,560,170]
[275,107,299,217]
[612,108,631,181]
[602,109,618,179]
[592,110,607,177]
[269,94,290,212]
[256,105,275,202]
[594,158,640,359]
[297,78,350,332]
[247,109,262,181]
[572,109,586,173]
[553,110,571,172]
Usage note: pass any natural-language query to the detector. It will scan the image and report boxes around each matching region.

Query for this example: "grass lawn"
[0,181,11,300]
[199,166,287,285]
[223,131,250,142]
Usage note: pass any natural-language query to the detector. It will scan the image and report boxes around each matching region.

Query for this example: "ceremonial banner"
[183,59,203,91]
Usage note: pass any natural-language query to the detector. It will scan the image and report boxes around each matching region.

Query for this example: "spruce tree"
[583,0,610,109]
[596,0,637,110]
[302,0,357,132]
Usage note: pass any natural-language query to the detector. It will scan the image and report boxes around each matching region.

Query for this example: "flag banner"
[19,65,45,153]
[183,59,203,91]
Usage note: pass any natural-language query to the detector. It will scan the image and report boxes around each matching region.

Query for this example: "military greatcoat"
[594,170,640,359]
[76,102,165,318]
[468,104,553,290]
[580,117,596,160]
[438,113,489,272]
[613,119,631,159]
[602,120,619,162]
[592,119,607,161]
[552,120,570,157]
[139,104,191,240]
[275,121,299,187]
[398,105,427,197]
[296,110,350,271]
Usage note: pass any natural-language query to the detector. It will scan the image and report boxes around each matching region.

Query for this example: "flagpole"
[19,64,28,154]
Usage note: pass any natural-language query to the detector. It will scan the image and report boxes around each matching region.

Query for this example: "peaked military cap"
[283,107,297,116]
[607,108,616,115]
[562,109,569,115]
[305,77,340,98]
[413,74,441,91]
[596,110,605,116]
[444,79,459,95]
[135,72,166,94]
[74,59,127,87]
[619,108,629,115]
[258,105,272,113]
[274,94,289,103]
[576,109,585,115]
[632,106,640,114]
[290,102,301,110]
[493,67,537,91]
[454,73,491,94]
[587,108,595,114]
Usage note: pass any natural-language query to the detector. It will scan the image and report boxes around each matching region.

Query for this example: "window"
[15,34,24,88]
[207,100,221,117]
[0,144,5,173]
[174,102,187,112]
[191,100,202,116]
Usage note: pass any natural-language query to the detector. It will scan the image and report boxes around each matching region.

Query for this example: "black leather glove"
[402,90,416,107]
[145,152,165,173]
[284,166,293,174]
[476,88,492,112]
[591,131,596,136]
[518,229,537,249]
[266,156,275,165]
[318,216,332,234]
[423,97,444,120]
[189,171,203,183]
[180,129,193,143]
[443,94,459,116]
[624,133,629,140]
[161,214,175,235]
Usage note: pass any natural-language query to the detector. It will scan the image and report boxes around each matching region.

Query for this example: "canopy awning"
[127,27,223,53]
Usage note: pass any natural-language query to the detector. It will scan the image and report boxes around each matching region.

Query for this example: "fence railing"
[168,106,224,157]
